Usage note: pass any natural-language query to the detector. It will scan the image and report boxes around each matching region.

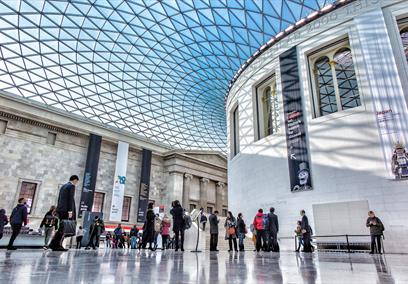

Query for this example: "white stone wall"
[227,0,408,253]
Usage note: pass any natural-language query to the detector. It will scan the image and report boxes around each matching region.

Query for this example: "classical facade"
[227,0,408,253]
[0,92,227,229]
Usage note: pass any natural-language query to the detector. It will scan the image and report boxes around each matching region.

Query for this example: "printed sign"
[280,46,312,192]
[137,149,152,223]
[109,141,129,222]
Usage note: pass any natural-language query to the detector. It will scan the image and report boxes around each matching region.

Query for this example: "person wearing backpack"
[40,205,58,249]
[130,225,139,249]
[366,210,385,254]
[7,198,28,250]
[0,209,8,240]
[161,214,171,250]
[153,214,162,250]
[253,209,267,252]
[170,200,185,251]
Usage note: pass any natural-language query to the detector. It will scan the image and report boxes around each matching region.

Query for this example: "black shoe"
[92,247,97,250]
[181,248,184,252]
[369,252,374,254]
[85,247,91,250]
[6,246,17,250]
[175,248,179,252]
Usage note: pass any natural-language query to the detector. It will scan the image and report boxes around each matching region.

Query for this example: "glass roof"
[0,0,336,152]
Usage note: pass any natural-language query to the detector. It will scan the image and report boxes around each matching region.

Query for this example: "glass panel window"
[189,204,196,212]
[207,206,213,214]
[334,48,360,110]
[18,182,37,214]
[222,209,228,217]
[310,40,361,118]
[121,196,131,222]
[400,26,408,63]
[92,192,105,213]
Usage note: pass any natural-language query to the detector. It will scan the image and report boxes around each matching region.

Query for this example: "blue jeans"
[130,236,137,249]
[238,233,245,251]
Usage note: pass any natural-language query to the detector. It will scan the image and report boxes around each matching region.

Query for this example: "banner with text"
[137,149,152,223]
[79,134,102,218]
[280,46,313,192]
[109,141,129,222]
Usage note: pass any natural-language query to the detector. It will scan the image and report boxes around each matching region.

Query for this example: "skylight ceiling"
[0,0,336,152]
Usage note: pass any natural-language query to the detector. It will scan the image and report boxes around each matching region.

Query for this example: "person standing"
[49,175,79,251]
[76,226,84,249]
[294,221,303,252]
[267,207,279,252]
[40,205,58,250]
[225,211,238,252]
[85,216,105,250]
[236,213,247,251]
[209,210,219,251]
[161,214,171,250]
[300,210,312,252]
[366,211,385,254]
[142,203,155,250]
[130,225,139,249]
[114,224,123,249]
[170,200,185,252]
[0,209,8,240]
[7,198,28,250]
[253,209,267,252]
[153,214,162,250]
[200,208,208,231]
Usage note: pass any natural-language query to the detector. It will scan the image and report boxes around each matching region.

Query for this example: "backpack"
[184,214,192,230]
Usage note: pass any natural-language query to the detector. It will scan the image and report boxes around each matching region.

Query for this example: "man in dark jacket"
[209,210,219,251]
[49,175,79,251]
[267,207,279,252]
[7,198,28,250]
[366,210,384,254]
[300,209,312,252]
[85,216,105,250]
[170,200,185,251]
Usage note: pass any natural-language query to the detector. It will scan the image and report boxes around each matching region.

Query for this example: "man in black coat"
[209,210,220,251]
[170,200,185,251]
[49,175,79,251]
[300,209,312,252]
[85,216,105,250]
[7,198,28,250]
[267,207,279,252]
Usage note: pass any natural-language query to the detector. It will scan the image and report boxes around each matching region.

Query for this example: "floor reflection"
[0,250,406,283]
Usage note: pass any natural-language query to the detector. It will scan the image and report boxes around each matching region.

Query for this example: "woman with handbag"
[236,213,247,251]
[224,211,238,252]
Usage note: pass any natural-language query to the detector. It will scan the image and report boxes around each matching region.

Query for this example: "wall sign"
[137,149,152,223]
[109,141,129,222]
[79,134,102,217]
[280,46,312,192]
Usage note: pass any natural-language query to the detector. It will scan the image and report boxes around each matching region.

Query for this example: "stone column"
[167,172,184,208]
[200,178,209,210]
[183,173,193,210]
[216,182,225,213]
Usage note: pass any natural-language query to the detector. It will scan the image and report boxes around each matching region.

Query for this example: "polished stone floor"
[0,249,407,283]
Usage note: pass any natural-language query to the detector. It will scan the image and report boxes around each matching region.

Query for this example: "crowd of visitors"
[0,174,385,255]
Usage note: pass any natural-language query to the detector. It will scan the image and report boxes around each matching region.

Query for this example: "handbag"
[227,227,236,236]
[62,220,77,237]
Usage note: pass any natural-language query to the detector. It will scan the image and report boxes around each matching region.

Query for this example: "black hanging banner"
[79,134,102,217]
[137,149,152,223]
[280,46,313,192]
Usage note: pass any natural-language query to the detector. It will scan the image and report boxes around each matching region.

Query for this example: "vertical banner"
[137,149,152,223]
[280,46,312,192]
[109,141,129,222]
[79,134,102,218]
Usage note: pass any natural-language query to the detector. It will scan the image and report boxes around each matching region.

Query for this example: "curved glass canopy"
[0,0,336,152]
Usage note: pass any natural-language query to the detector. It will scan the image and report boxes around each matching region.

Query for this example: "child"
[295,220,303,252]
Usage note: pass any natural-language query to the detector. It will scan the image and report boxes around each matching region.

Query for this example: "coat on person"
[161,215,171,236]
[10,203,28,226]
[366,216,384,236]
[89,218,105,237]
[143,208,155,242]
[253,212,265,231]
[236,216,246,234]
[154,215,162,233]
[0,209,8,238]
[267,212,279,234]
[209,213,219,234]
[170,203,185,232]
[56,182,77,219]
[224,216,237,238]
[40,209,58,229]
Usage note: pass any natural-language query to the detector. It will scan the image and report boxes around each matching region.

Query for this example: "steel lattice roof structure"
[0,0,337,152]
